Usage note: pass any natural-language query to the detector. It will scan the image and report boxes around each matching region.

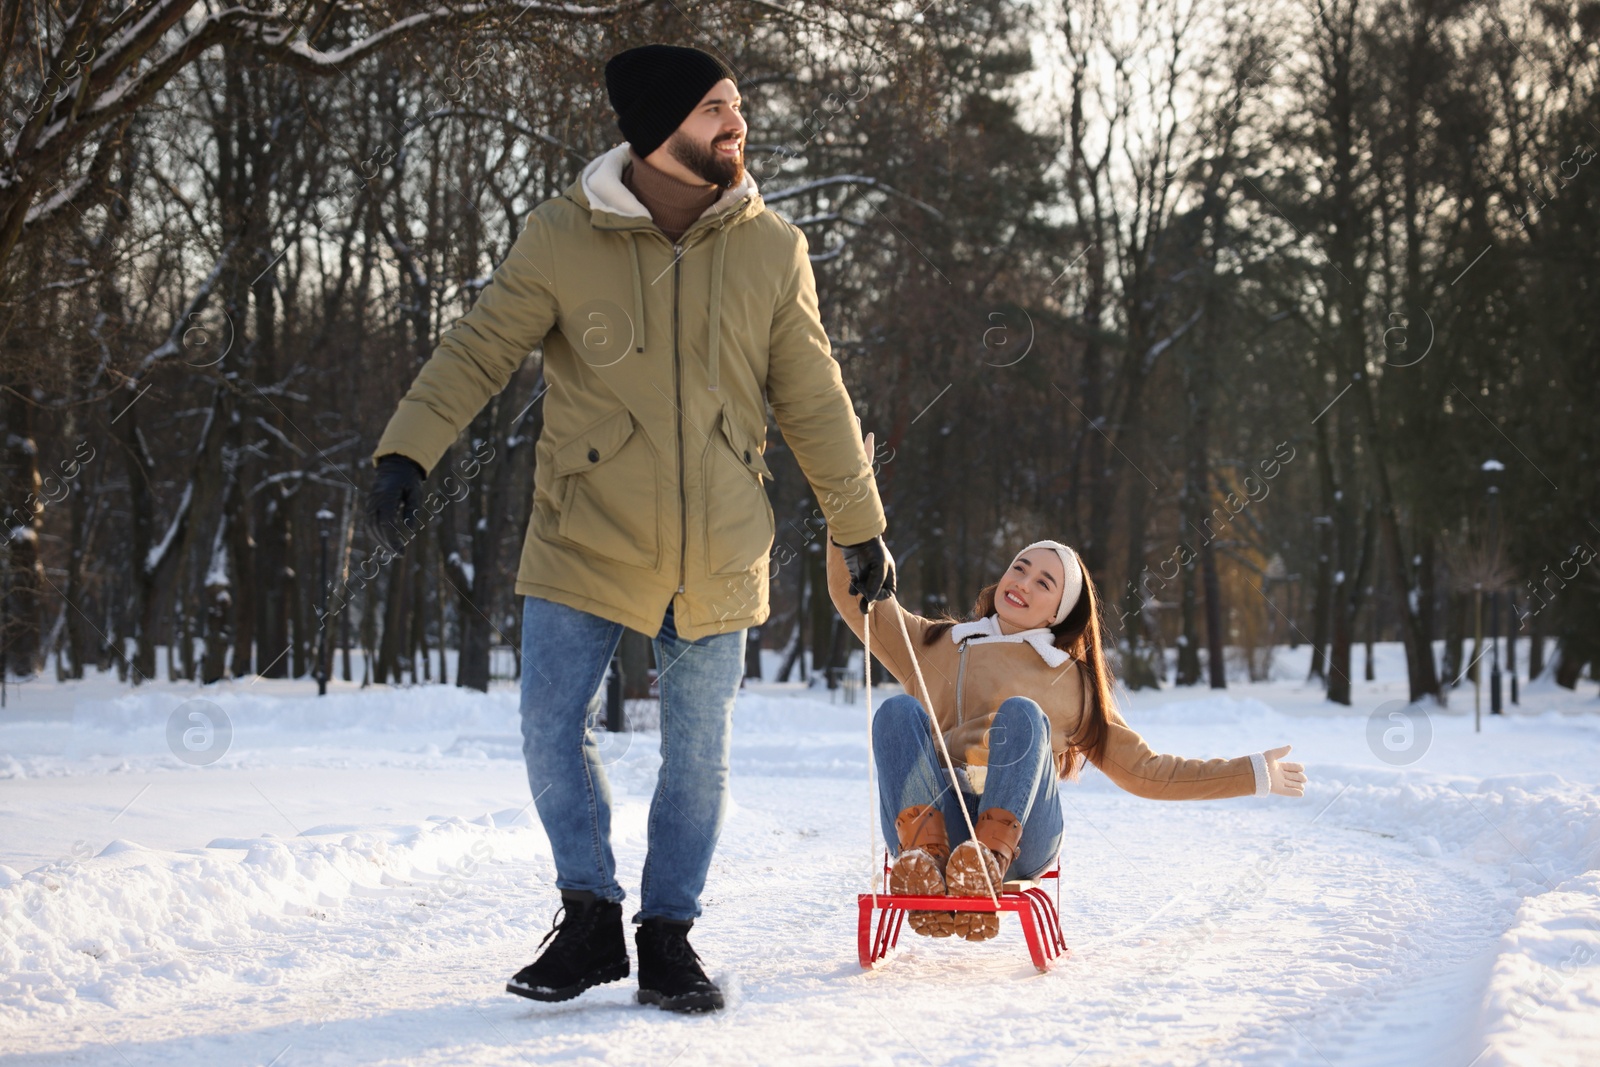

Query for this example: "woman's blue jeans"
[518,595,745,923]
[872,693,1064,881]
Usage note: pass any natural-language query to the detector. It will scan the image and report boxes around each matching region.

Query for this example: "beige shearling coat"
[826,536,1267,800]
[372,143,885,640]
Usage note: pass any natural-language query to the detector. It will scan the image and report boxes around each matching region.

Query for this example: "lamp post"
[1482,459,1504,716]
[315,507,334,696]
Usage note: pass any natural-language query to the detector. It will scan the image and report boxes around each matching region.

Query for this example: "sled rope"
[863,601,879,908]
[864,598,999,907]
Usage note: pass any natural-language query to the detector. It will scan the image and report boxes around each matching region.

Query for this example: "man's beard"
[667,129,744,189]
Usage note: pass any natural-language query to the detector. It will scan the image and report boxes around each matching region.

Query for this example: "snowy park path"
[0,777,1519,1066]
[3,655,1598,1065]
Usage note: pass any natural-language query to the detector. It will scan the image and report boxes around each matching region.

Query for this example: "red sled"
[857,853,1070,972]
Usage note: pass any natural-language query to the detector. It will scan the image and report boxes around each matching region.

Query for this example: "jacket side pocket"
[549,406,661,570]
[703,406,775,577]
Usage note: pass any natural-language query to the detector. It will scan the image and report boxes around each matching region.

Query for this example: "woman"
[824,522,1308,942]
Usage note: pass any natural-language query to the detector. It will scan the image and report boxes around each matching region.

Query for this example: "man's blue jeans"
[519,595,745,922]
[872,693,1064,880]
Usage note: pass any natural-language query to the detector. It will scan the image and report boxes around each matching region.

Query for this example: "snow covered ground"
[2,644,1597,1066]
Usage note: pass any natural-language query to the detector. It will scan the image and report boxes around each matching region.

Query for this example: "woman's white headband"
[1014,539,1085,627]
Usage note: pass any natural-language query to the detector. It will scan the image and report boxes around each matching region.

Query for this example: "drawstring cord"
[707,223,728,391]
[627,233,645,353]
[623,220,726,380]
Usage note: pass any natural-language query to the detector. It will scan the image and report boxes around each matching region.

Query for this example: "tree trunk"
[0,387,44,677]
[1176,366,1206,688]
[256,490,293,678]
[340,585,353,683]
[376,558,409,685]
[1364,596,1376,682]
[63,434,95,680]
[1328,590,1355,705]
[203,465,240,684]
[202,550,232,685]
[808,542,831,679]
[780,562,808,682]
[1418,535,1438,690]
[287,509,306,679]
[360,580,377,686]
[413,551,429,683]
[433,545,448,686]
[1201,538,1227,690]
[744,625,764,681]
[1552,628,1595,690]
[1527,606,1545,679]
[1176,555,1201,686]
[1505,596,1518,691]
[1442,589,1464,685]
[1307,519,1333,683]
[1117,482,1159,690]
[1327,507,1376,706]
[620,629,654,698]
[824,616,851,688]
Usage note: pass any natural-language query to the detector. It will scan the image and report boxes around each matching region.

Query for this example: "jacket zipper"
[672,240,687,594]
[951,639,971,791]
[955,640,969,726]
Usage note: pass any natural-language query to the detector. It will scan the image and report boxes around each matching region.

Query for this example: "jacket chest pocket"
[702,406,774,576]
[551,407,660,570]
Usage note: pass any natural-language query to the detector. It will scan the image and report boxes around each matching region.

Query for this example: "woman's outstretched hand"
[1265,744,1307,797]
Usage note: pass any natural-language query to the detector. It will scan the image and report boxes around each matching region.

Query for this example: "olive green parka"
[372,143,885,639]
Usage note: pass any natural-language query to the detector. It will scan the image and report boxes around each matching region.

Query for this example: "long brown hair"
[922,555,1114,779]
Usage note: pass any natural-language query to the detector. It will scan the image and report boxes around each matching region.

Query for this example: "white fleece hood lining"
[580,142,759,223]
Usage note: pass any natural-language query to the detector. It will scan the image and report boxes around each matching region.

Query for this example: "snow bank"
[1470,869,1600,1067]
[0,809,547,1022]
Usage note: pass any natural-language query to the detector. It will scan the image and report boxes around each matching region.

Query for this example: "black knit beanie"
[605,44,737,158]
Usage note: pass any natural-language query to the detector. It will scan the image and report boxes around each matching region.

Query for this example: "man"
[365,44,894,1013]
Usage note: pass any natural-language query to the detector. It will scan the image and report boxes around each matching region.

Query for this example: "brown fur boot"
[945,808,1023,942]
[890,805,955,938]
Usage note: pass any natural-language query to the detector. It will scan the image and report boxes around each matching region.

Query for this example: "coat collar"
[573,142,761,236]
[948,614,1072,668]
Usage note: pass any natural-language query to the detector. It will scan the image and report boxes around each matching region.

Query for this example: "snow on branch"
[15,1,654,187]
[1141,306,1202,374]
[144,478,194,577]
[762,175,946,221]
[251,1,658,72]
[142,398,219,578]
[22,171,94,225]
[134,237,239,379]
[408,108,582,158]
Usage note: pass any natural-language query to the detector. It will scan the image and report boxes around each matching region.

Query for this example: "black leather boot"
[634,917,725,1013]
[506,890,629,1002]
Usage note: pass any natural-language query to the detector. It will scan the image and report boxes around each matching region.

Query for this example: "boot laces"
[537,900,597,957]
[659,932,702,967]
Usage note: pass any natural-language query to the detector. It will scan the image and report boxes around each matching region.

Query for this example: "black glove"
[834,535,896,614]
[366,453,426,554]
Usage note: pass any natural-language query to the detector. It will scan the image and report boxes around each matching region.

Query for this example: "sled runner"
[857,852,1069,973]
